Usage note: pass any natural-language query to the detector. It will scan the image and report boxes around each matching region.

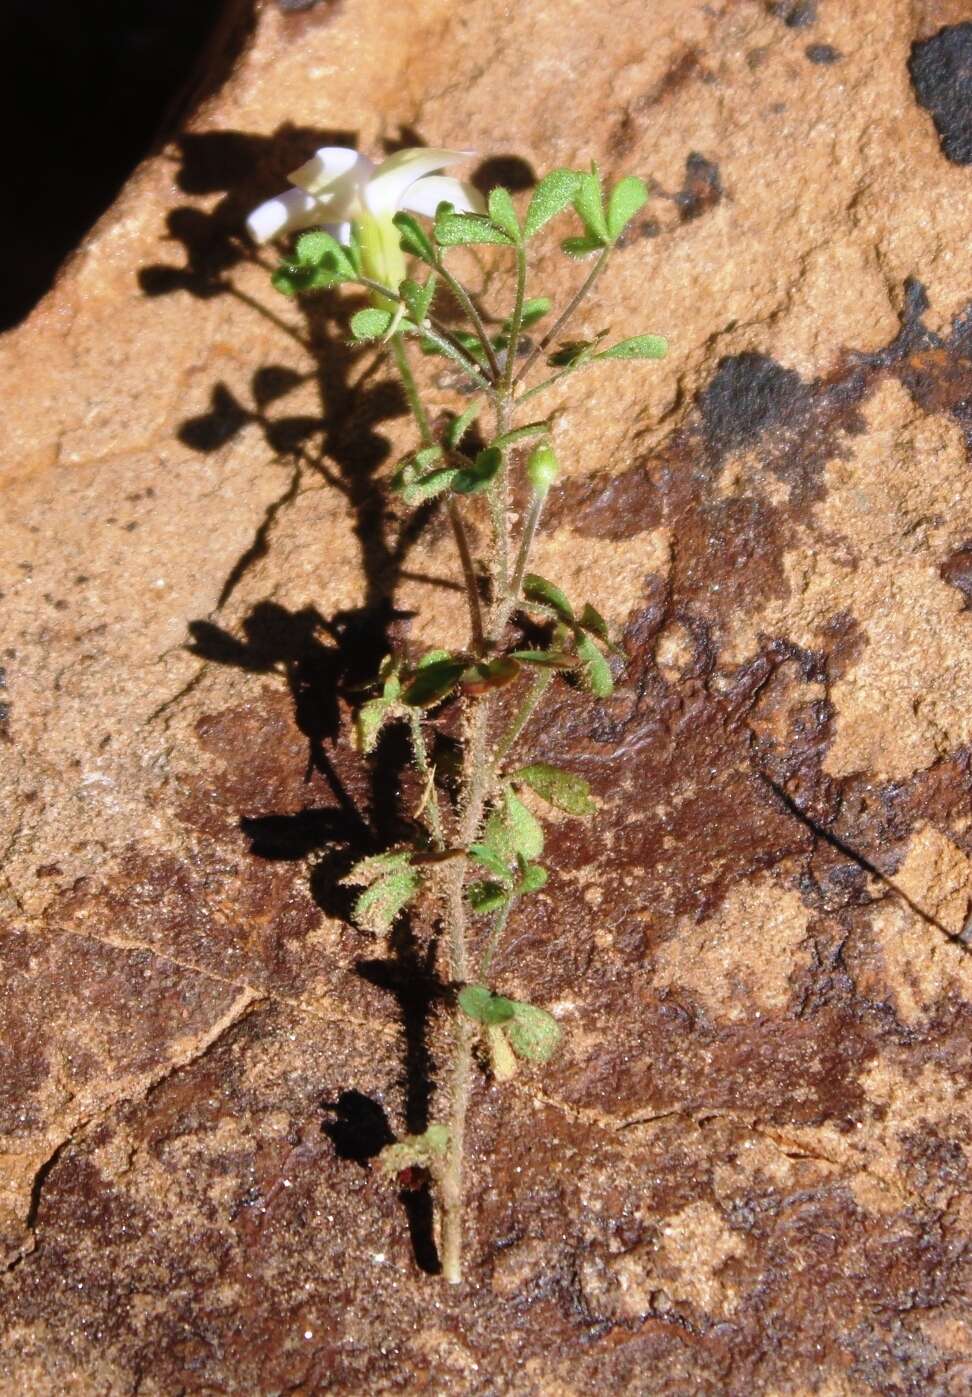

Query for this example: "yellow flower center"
[356,211,406,307]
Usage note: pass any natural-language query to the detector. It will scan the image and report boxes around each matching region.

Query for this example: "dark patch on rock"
[769,0,818,26]
[805,42,842,63]
[675,152,724,221]
[909,22,972,164]
[941,541,972,608]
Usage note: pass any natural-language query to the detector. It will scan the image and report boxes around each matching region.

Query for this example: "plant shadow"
[141,123,463,1273]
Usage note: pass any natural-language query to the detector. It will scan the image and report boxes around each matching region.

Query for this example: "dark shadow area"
[145,123,457,1274]
[0,0,253,330]
[322,1086,441,1274]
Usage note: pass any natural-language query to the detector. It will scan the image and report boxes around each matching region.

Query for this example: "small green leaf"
[356,696,390,755]
[458,984,516,1025]
[524,169,583,239]
[350,307,394,341]
[271,262,342,296]
[546,336,603,368]
[508,649,576,669]
[577,601,611,643]
[400,273,437,325]
[483,789,544,864]
[393,211,437,264]
[606,175,649,240]
[377,1124,449,1177]
[516,863,548,895]
[401,657,467,707]
[460,656,521,693]
[353,867,421,932]
[417,648,453,668]
[295,229,355,276]
[491,421,550,451]
[435,206,514,247]
[452,445,503,494]
[576,631,614,698]
[522,573,575,622]
[400,468,457,505]
[594,335,668,361]
[561,234,607,260]
[512,762,596,816]
[505,1002,562,1063]
[445,399,484,449]
[468,880,510,915]
[572,167,609,244]
[518,297,552,329]
[469,843,514,882]
[487,186,521,242]
[343,849,412,887]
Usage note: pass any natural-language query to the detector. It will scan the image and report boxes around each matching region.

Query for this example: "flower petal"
[288,146,373,217]
[400,175,486,217]
[365,147,475,216]
[247,187,324,243]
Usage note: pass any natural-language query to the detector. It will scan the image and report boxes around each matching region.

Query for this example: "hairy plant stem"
[494,668,554,769]
[435,261,502,381]
[407,710,445,850]
[391,336,484,654]
[479,896,512,979]
[510,490,545,602]
[364,275,493,392]
[516,245,611,384]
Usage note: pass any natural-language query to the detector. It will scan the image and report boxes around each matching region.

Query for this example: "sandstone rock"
[2,0,972,1391]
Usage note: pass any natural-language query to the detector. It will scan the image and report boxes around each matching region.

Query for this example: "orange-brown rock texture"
[3,0,972,1391]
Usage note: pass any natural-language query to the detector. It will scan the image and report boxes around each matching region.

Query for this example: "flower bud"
[526,442,559,496]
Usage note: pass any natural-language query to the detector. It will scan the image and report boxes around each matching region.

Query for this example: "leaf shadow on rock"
[139,124,459,1274]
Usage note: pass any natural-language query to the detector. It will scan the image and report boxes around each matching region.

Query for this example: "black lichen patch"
[806,43,842,64]
[768,0,818,27]
[675,153,724,222]
[909,23,972,165]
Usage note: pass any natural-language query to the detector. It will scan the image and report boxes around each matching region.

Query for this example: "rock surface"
[3,0,972,1391]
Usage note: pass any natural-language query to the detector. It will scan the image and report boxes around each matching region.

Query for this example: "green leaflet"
[393,211,437,264]
[522,573,575,622]
[401,657,467,707]
[457,984,516,1025]
[576,630,614,697]
[524,169,582,239]
[594,334,668,360]
[352,867,421,933]
[435,207,514,246]
[487,186,521,242]
[512,762,596,817]
[481,788,544,865]
[606,176,649,240]
[504,1002,562,1063]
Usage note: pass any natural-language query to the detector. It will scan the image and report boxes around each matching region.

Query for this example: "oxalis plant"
[248,146,667,1283]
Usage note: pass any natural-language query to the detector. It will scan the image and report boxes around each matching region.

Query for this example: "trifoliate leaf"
[350,307,394,340]
[516,862,548,895]
[353,867,421,932]
[522,573,575,622]
[295,229,355,276]
[377,1124,450,1177]
[400,273,437,325]
[401,657,467,707]
[452,445,503,494]
[458,984,516,1025]
[435,207,514,247]
[576,631,614,697]
[572,167,609,244]
[524,169,583,239]
[487,186,521,242]
[445,399,484,449]
[393,211,437,264]
[606,176,649,240]
[594,335,668,360]
[468,880,510,915]
[505,1002,562,1063]
[512,763,596,816]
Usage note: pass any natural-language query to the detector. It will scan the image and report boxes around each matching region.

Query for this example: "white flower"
[247,145,484,289]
